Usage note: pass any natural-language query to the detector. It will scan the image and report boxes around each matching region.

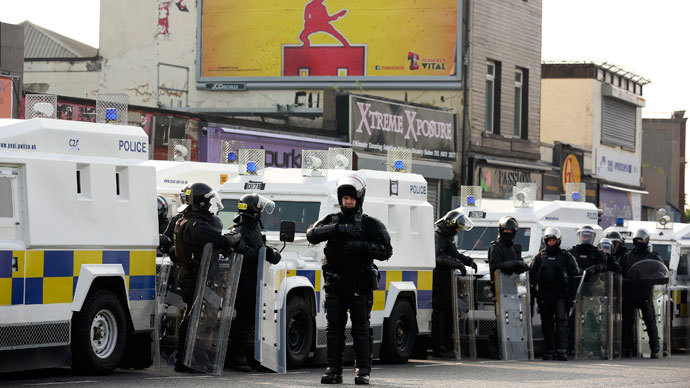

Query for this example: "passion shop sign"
[349,95,457,161]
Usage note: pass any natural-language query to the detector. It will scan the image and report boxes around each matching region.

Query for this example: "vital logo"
[407,51,420,70]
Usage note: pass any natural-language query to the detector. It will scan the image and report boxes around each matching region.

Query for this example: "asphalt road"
[3,355,690,387]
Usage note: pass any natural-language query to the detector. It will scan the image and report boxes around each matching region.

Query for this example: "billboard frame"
[195,0,464,90]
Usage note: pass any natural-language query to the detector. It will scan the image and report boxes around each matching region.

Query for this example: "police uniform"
[173,183,240,373]
[432,210,476,358]
[488,217,529,283]
[307,174,392,385]
[226,193,281,372]
[529,228,580,360]
[620,230,663,358]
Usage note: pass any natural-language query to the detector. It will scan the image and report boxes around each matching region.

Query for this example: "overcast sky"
[3,0,689,201]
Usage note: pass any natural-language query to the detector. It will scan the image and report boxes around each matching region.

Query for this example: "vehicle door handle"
[12,256,19,272]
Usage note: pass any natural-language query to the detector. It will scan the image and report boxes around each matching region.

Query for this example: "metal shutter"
[602,97,636,149]
[427,178,439,219]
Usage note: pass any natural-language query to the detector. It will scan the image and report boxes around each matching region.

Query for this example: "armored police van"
[215,150,435,370]
[604,219,690,354]
[454,184,602,356]
[0,118,158,373]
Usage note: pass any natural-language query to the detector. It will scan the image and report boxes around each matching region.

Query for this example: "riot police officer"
[432,209,476,358]
[307,174,392,385]
[227,193,282,372]
[157,195,169,234]
[605,230,627,264]
[159,185,190,259]
[620,228,663,358]
[569,225,611,277]
[173,182,242,373]
[529,227,580,361]
[597,237,623,273]
[489,216,529,282]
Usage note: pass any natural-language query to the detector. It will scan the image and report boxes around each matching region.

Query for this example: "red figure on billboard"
[298,0,350,47]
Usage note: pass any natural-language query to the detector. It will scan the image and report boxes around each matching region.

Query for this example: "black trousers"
[325,284,373,375]
[176,267,198,365]
[622,292,659,355]
[228,285,257,360]
[539,297,568,355]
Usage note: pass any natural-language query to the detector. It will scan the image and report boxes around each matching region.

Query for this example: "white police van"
[216,158,436,368]
[0,118,158,373]
[455,184,601,355]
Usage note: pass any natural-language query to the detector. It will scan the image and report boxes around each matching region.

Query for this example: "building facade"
[641,111,687,221]
[0,22,24,119]
[464,0,546,201]
[541,62,649,228]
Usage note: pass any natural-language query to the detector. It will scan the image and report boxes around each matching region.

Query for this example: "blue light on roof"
[467,195,476,205]
[572,192,581,201]
[105,108,117,122]
[246,161,257,173]
[394,160,404,171]
[227,151,237,162]
[616,217,624,226]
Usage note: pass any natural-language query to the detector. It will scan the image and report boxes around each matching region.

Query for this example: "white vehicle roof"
[142,160,238,195]
[220,168,434,269]
[0,118,157,249]
[604,220,689,244]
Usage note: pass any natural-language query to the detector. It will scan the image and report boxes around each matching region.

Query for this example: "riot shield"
[452,273,476,359]
[254,247,287,374]
[494,270,534,360]
[612,273,623,358]
[574,272,617,360]
[183,243,243,375]
[637,284,670,357]
[155,258,187,367]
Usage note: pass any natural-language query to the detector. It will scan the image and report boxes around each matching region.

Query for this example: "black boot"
[230,354,251,372]
[355,374,370,385]
[432,311,455,358]
[321,367,343,384]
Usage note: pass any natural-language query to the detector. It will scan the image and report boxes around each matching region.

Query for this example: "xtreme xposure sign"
[349,95,457,161]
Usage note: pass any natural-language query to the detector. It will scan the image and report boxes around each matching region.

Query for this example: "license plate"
[468,211,486,219]
[244,181,266,190]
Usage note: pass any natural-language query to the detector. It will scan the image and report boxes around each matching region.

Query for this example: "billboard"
[349,95,457,162]
[197,0,461,89]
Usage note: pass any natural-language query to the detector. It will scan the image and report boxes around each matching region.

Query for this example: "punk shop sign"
[349,95,457,161]
[476,166,542,199]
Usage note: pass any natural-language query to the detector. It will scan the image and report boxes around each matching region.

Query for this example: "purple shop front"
[599,186,640,229]
[200,126,350,168]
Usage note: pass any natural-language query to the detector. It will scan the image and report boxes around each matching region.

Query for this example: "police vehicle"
[604,218,690,354]
[455,183,602,356]
[0,118,158,373]
[216,151,435,370]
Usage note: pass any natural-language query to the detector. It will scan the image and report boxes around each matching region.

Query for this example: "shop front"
[595,146,646,228]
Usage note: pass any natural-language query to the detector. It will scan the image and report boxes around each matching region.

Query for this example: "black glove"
[469,260,478,273]
[458,264,467,276]
[266,246,281,264]
[225,233,247,254]
[514,261,530,274]
[158,234,172,252]
[585,266,597,275]
[342,241,367,256]
[337,224,361,238]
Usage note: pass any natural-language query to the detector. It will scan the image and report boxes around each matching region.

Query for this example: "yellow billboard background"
[201,0,458,78]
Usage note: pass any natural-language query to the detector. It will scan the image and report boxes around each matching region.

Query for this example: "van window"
[0,177,13,218]
[456,226,531,251]
[219,199,320,233]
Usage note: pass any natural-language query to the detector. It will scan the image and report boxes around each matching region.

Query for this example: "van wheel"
[380,299,416,363]
[286,296,313,368]
[72,289,128,375]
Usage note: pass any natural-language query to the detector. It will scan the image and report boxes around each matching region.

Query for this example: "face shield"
[206,190,224,215]
[337,175,366,199]
[452,213,474,231]
[578,230,595,245]
[257,194,275,215]
[599,238,613,254]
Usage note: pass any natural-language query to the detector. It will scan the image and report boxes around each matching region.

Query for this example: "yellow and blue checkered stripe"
[0,250,156,306]
[285,269,433,313]
[672,289,688,318]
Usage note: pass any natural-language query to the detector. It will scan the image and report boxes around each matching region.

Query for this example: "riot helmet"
[577,225,596,246]
[598,238,613,254]
[498,216,519,240]
[632,228,650,251]
[185,182,223,213]
[435,209,474,235]
[176,184,191,213]
[605,230,625,251]
[543,227,562,252]
[237,193,275,220]
[336,174,366,216]
[157,195,168,219]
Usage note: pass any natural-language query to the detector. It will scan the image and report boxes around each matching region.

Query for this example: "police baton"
[568,273,586,318]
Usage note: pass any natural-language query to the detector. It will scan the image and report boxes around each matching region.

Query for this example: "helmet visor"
[453,213,474,231]
[257,194,275,215]
[599,238,612,254]
[206,190,224,214]
[579,230,595,245]
[337,175,366,198]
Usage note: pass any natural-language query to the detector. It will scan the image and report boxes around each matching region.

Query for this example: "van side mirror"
[280,220,296,242]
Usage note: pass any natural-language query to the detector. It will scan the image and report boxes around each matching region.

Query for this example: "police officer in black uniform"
[605,230,627,264]
[569,225,617,277]
[157,195,169,234]
[489,216,529,282]
[173,182,242,373]
[307,174,392,385]
[620,228,663,358]
[432,209,476,358]
[226,193,282,372]
[529,227,581,361]
[159,185,190,258]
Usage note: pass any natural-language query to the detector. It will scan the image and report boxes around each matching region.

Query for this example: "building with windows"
[541,62,649,228]
[0,22,24,118]
[463,0,547,200]
[641,111,687,222]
